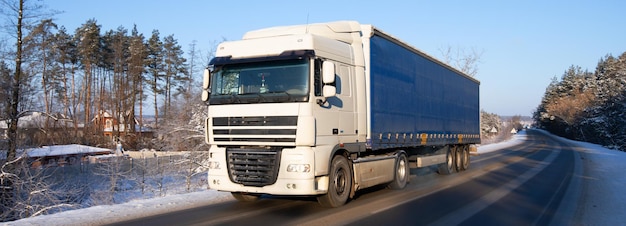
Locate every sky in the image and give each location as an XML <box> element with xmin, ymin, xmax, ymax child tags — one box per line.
<box><xmin>40</xmin><ymin>0</ymin><xmax>626</xmax><ymax>116</ymax></box>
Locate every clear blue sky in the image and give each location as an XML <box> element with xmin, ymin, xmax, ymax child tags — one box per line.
<box><xmin>45</xmin><ymin>0</ymin><xmax>626</xmax><ymax>116</ymax></box>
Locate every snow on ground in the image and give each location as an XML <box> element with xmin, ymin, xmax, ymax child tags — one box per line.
<box><xmin>6</xmin><ymin>190</ymin><xmax>233</xmax><ymax>226</ymax></box>
<box><xmin>1</xmin><ymin>145</ymin><xmax>113</xmax><ymax>160</ymax></box>
<box><xmin>7</xmin><ymin>130</ymin><xmax>626</xmax><ymax>225</ymax></box>
<box><xmin>538</xmin><ymin>130</ymin><xmax>626</xmax><ymax>225</ymax></box>
<box><xmin>25</xmin><ymin>145</ymin><xmax>113</xmax><ymax>158</ymax></box>
<box><xmin>476</xmin><ymin>130</ymin><xmax>528</xmax><ymax>154</ymax></box>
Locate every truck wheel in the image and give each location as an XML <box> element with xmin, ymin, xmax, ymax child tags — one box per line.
<box><xmin>318</xmin><ymin>155</ymin><xmax>352</xmax><ymax>208</ymax></box>
<box><xmin>455</xmin><ymin>145</ymin><xmax>463</xmax><ymax>172</ymax></box>
<box><xmin>388</xmin><ymin>153</ymin><xmax>409</xmax><ymax>190</ymax></box>
<box><xmin>461</xmin><ymin>145</ymin><xmax>470</xmax><ymax>171</ymax></box>
<box><xmin>231</xmin><ymin>192</ymin><xmax>260</xmax><ymax>202</ymax></box>
<box><xmin>438</xmin><ymin>146</ymin><xmax>456</xmax><ymax>175</ymax></box>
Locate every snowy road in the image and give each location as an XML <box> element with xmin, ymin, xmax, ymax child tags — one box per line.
<box><xmin>8</xmin><ymin>129</ymin><xmax>626</xmax><ymax>225</ymax></box>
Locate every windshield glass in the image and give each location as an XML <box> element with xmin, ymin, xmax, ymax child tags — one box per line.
<box><xmin>210</xmin><ymin>59</ymin><xmax>309</xmax><ymax>105</ymax></box>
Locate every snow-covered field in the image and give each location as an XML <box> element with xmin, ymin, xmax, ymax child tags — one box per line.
<box><xmin>7</xmin><ymin>130</ymin><xmax>626</xmax><ymax>225</ymax></box>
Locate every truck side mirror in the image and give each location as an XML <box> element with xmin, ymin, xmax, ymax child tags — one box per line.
<box><xmin>322</xmin><ymin>61</ymin><xmax>336</xmax><ymax>98</ymax></box>
<box><xmin>317</xmin><ymin>61</ymin><xmax>337</xmax><ymax>105</ymax></box>
<box><xmin>322</xmin><ymin>61</ymin><xmax>335</xmax><ymax>84</ymax></box>
<box><xmin>202</xmin><ymin>68</ymin><xmax>211</xmax><ymax>102</ymax></box>
<box><xmin>323</xmin><ymin>86</ymin><xmax>336</xmax><ymax>98</ymax></box>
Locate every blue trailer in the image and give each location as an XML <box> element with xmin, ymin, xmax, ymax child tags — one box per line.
<box><xmin>368</xmin><ymin>30</ymin><xmax>481</xmax><ymax>150</ymax></box>
<box><xmin>203</xmin><ymin>21</ymin><xmax>480</xmax><ymax>207</ymax></box>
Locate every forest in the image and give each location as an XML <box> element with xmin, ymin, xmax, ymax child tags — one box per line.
<box><xmin>533</xmin><ymin>51</ymin><xmax>626</xmax><ymax>152</ymax></box>
<box><xmin>1</xmin><ymin>0</ymin><xmax>210</xmax><ymax>221</ymax></box>
<box><xmin>0</xmin><ymin>11</ymin><xmax>207</xmax><ymax>150</ymax></box>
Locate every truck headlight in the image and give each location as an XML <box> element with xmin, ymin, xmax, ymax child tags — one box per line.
<box><xmin>287</xmin><ymin>164</ymin><xmax>310</xmax><ymax>173</ymax></box>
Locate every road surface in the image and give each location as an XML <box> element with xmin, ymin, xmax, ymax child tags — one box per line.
<box><xmin>110</xmin><ymin>130</ymin><xmax>581</xmax><ymax>225</ymax></box>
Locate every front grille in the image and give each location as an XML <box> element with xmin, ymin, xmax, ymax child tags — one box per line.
<box><xmin>212</xmin><ymin>116</ymin><xmax>298</xmax><ymax>145</ymax></box>
<box><xmin>227</xmin><ymin>148</ymin><xmax>281</xmax><ymax>187</ymax></box>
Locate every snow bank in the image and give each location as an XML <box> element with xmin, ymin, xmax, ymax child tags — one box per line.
<box><xmin>27</xmin><ymin>144</ymin><xmax>113</xmax><ymax>158</ymax></box>
<box><xmin>537</xmin><ymin>130</ymin><xmax>626</xmax><ymax>225</ymax></box>
<box><xmin>477</xmin><ymin>130</ymin><xmax>528</xmax><ymax>154</ymax></box>
<box><xmin>6</xmin><ymin>190</ymin><xmax>233</xmax><ymax>226</ymax></box>
<box><xmin>1</xmin><ymin>144</ymin><xmax>113</xmax><ymax>160</ymax></box>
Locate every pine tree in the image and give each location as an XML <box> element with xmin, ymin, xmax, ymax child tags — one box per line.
<box><xmin>25</xmin><ymin>19</ymin><xmax>58</xmax><ymax>116</ymax></box>
<box><xmin>128</xmin><ymin>25</ymin><xmax>147</xmax><ymax>137</ymax></box>
<box><xmin>53</xmin><ymin>26</ymin><xmax>80</xmax><ymax>138</ymax></box>
<box><xmin>535</xmin><ymin>51</ymin><xmax>626</xmax><ymax>151</ymax></box>
<box><xmin>146</xmin><ymin>30</ymin><xmax>164</xmax><ymax>128</ymax></box>
<box><xmin>74</xmin><ymin>19</ymin><xmax>102</xmax><ymax>131</ymax></box>
<box><xmin>162</xmin><ymin>34</ymin><xmax>188</xmax><ymax>119</ymax></box>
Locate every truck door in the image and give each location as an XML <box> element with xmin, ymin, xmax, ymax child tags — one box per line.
<box><xmin>313</xmin><ymin>60</ymin><xmax>358</xmax><ymax>143</ymax></box>
<box><xmin>336</xmin><ymin>64</ymin><xmax>357</xmax><ymax>142</ymax></box>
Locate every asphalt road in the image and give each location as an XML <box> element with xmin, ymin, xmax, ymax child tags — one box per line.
<box><xmin>109</xmin><ymin>130</ymin><xmax>579</xmax><ymax>226</ymax></box>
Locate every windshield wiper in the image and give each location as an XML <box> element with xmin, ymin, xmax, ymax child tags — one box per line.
<box><xmin>228</xmin><ymin>94</ymin><xmax>242</xmax><ymax>103</ymax></box>
<box><xmin>240</xmin><ymin>93</ymin><xmax>267</xmax><ymax>103</ymax></box>
<box><xmin>265</xmin><ymin>91</ymin><xmax>296</xmax><ymax>102</ymax></box>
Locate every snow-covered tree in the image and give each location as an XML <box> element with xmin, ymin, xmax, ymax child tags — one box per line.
<box><xmin>535</xmin><ymin>52</ymin><xmax>626</xmax><ymax>151</ymax></box>
<box><xmin>480</xmin><ymin>110</ymin><xmax>501</xmax><ymax>142</ymax></box>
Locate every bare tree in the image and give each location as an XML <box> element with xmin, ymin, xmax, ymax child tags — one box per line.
<box><xmin>1</xmin><ymin>156</ymin><xmax>78</xmax><ymax>221</ymax></box>
<box><xmin>177</xmin><ymin>147</ymin><xmax>209</xmax><ymax>192</ymax></box>
<box><xmin>159</xmin><ymin>86</ymin><xmax>208</xmax><ymax>190</ymax></box>
<box><xmin>186</xmin><ymin>40</ymin><xmax>198</xmax><ymax>95</ymax></box>
<box><xmin>438</xmin><ymin>45</ymin><xmax>483</xmax><ymax>77</ymax></box>
<box><xmin>1</xmin><ymin>0</ymin><xmax>31</xmax><ymax>219</ymax></box>
<box><xmin>91</xmin><ymin>158</ymin><xmax>131</xmax><ymax>205</ymax></box>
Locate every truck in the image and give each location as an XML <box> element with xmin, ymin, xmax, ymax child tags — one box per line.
<box><xmin>202</xmin><ymin>21</ymin><xmax>480</xmax><ymax>207</ymax></box>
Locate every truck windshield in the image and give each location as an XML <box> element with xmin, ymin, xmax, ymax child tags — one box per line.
<box><xmin>210</xmin><ymin>59</ymin><xmax>309</xmax><ymax>105</ymax></box>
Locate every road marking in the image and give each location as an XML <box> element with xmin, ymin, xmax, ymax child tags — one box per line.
<box><xmin>428</xmin><ymin>148</ymin><xmax>561</xmax><ymax>226</ymax></box>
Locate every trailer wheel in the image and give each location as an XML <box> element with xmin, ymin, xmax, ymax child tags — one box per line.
<box><xmin>461</xmin><ymin>145</ymin><xmax>470</xmax><ymax>171</ymax></box>
<box><xmin>231</xmin><ymin>192</ymin><xmax>260</xmax><ymax>202</ymax></box>
<box><xmin>455</xmin><ymin>145</ymin><xmax>463</xmax><ymax>172</ymax></box>
<box><xmin>438</xmin><ymin>146</ymin><xmax>456</xmax><ymax>175</ymax></box>
<box><xmin>388</xmin><ymin>153</ymin><xmax>409</xmax><ymax>190</ymax></box>
<box><xmin>318</xmin><ymin>155</ymin><xmax>352</xmax><ymax>208</ymax></box>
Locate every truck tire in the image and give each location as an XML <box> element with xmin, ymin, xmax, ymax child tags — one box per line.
<box><xmin>455</xmin><ymin>145</ymin><xmax>463</xmax><ymax>172</ymax></box>
<box><xmin>388</xmin><ymin>153</ymin><xmax>409</xmax><ymax>190</ymax></box>
<box><xmin>231</xmin><ymin>192</ymin><xmax>260</xmax><ymax>202</ymax></box>
<box><xmin>438</xmin><ymin>146</ymin><xmax>456</xmax><ymax>175</ymax></box>
<box><xmin>318</xmin><ymin>155</ymin><xmax>352</xmax><ymax>208</ymax></box>
<box><xmin>461</xmin><ymin>145</ymin><xmax>470</xmax><ymax>171</ymax></box>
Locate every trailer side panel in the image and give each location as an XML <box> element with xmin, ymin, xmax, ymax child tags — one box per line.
<box><xmin>369</xmin><ymin>34</ymin><xmax>480</xmax><ymax>150</ymax></box>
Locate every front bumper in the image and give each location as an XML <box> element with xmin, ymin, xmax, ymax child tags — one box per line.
<box><xmin>207</xmin><ymin>146</ymin><xmax>328</xmax><ymax>195</ymax></box>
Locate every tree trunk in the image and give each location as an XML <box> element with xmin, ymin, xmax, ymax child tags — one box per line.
<box><xmin>2</xmin><ymin>0</ymin><xmax>25</xmax><ymax>220</ymax></box>
<box><xmin>153</xmin><ymin>77</ymin><xmax>158</xmax><ymax>129</ymax></box>
<box><xmin>7</xmin><ymin>0</ymin><xmax>25</xmax><ymax>163</ymax></box>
